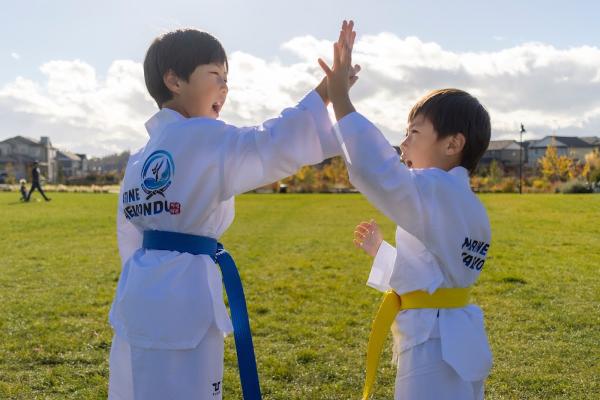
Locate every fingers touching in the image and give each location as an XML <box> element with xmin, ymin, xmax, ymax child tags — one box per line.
<box><xmin>319</xmin><ymin>20</ymin><xmax>357</xmax><ymax>76</ymax></box>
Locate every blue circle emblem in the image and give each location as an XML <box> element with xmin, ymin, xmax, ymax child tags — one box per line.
<box><xmin>141</xmin><ymin>150</ymin><xmax>175</xmax><ymax>199</ymax></box>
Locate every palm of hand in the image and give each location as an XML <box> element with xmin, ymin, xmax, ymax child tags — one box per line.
<box><xmin>353</xmin><ymin>220</ymin><xmax>383</xmax><ymax>257</ymax></box>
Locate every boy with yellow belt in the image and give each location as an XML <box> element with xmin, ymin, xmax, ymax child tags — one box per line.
<box><xmin>319</xmin><ymin>37</ymin><xmax>493</xmax><ymax>399</ymax></box>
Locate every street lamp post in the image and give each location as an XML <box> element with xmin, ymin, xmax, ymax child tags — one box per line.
<box><xmin>519</xmin><ymin>123</ymin><xmax>526</xmax><ymax>194</ymax></box>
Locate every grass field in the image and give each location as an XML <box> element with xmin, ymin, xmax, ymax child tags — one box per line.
<box><xmin>0</xmin><ymin>192</ymin><xmax>598</xmax><ymax>399</ymax></box>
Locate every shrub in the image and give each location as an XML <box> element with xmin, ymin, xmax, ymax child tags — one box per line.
<box><xmin>560</xmin><ymin>180</ymin><xmax>593</xmax><ymax>194</ymax></box>
<box><xmin>589</xmin><ymin>168</ymin><xmax>600</xmax><ymax>184</ymax></box>
<box><xmin>529</xmin><ymin>179</ymin><xmax>553</xmax><ymax>193</ymax></box>
<box><xmin>500</xmin><ymin>178</ymin><xmax>517</xmax><ymax>193</ymax></box>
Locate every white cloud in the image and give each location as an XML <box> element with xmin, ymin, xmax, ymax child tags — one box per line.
<box><xmin>1</xmin><ymin>34</ymin><xmax>599</xmax><ymax>156</ymax></box>
<box><xmin>283</xmin><ymin>34</ymin><xmax>600</xmax><ymax>143</ymax></box>
<box><xmin>10</xmin><ymin>52</ymin><xmax>20</xmax><ymax>60</ymax></box>
<box><xmin>0</xmin><ymin>59</ymin><xmax>156</xmax><ymax>155</ymax></box>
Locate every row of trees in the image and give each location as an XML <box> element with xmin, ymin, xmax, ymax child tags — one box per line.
<box><xmin>278</xmin><ymin>144</ymin><xmax>600</xmax><ymax>193</ymax></box>
<box><xmin>279</xmin><ymin>156</ymin><xmax>350</xmax><ymax>192</ymax></box>
<box><xmin>538</xmin><ymin>146</ymin><xmax>600</xmax><ymax>183</ymax></box>
<box><xmin>3</xmin><ymin>144</ymin><xmax>598</xmax><ymax>194</ymax></box>
<box><xmin>472</xmin><ymin>145</ymin><xmax>600</xmax><ymax>193</ymax></box>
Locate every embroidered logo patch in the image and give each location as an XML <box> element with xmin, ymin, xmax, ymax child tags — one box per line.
<box><xmin>141</xmin><ymin>150</ymin><xmax>175</xmax><ymax>200</ymax></box>
<box><xmin>122</xmin><ymin>150</ymin><xmax>181</xmax><ymax>220</ymax></box>
<box><xmin>169</xmin><ymin>202</ymin><xmax>181</xmax><ymax>215</ymax></box>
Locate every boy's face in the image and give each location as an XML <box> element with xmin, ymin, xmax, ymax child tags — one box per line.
<box><xmin>400</xmin><ymin>114</ymin><xmax>460</xmax><ymax>170</ymax></box>
<box><xmin>168</xmin><ymin>63</ymin><xmax>228</xmax><ymax>118</ymax></box>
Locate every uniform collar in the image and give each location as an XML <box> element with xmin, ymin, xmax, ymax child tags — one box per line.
<box><xmin>145</xmin><ymin>107</ymin><xmax>186</xmax><ymax>137</ymax></box>
<box><xmin>448</xmin><ymin>166</ymin><xmax>470</xmax><ymax>187</ymax></box>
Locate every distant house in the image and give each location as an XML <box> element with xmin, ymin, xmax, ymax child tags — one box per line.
<box><xmin>481</xmin><ymin>140</ymin><xmax>525</xmax><ymax>168</ymax></box>
<box><xmin>56</xmin><ymin>150</ymin><xmax>88</xmax><ymax>179</ymax></box>
<box><xmin>0</xmin><ymin>136</ymin><xmax>57</xmax><ymax>181</ymax></box>
<box><xmin>0</xmin><ymin>136</ymin><xmax>87</xmax><ymax>183</ymax></box>
<box><xmin>581</xmin><ymin>136</ymin><xmax>600</xmax><ymax>148</ymax></box>
<box><xmin>527</xmin><ymin>136</ymin><xmax>596</xmax><ymax>167</ymax></box>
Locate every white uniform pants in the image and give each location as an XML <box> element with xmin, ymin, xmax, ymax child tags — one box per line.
<box><xmin>395</xmin><ymin>337</ymin><xmax>485</xmax><ymax>400</ymax></box>
<box><xmin>108</xmin><ymin>323</ymin><xmax>224</xmax><ymax>400</ymax></box>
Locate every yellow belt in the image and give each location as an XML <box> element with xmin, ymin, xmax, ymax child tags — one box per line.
<box><xmin>362</xmin><ymin>288</ymin><xmax>471</xmax><ymax>400</ymax></box>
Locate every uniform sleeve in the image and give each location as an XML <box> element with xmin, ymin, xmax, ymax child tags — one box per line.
<box><xmin>334</xmin><ymin>112</ymin><xmax>426</xmax><ymax>242</ymax></box>
<box><xmin>116</xmin><ymin>183</ymin><xmax>142</xmax><ymax>266</ymax></box>
<box><xmin>367</xmin><ymin>240</ymin><xmax>397</xmax><ymax>292</ymax></box>
<box><xmin>220</xmin><ymin>90</ymin><xmax>338</xmax><ymax>199</ymax></box>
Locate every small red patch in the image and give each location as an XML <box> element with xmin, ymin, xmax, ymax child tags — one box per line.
<box><xmin>169</xmin><ymin>202</ymin><xmax>181</xmax><ymax>215</ymax></box>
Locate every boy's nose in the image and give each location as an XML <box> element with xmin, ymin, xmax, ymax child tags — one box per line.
<box><xmin>400</xmin><ymin>137</ymin><xmax>409</xmax><ymax>149</ymax></box>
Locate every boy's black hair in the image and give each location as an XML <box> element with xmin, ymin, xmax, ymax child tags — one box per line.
<box><xmin>408</xmin><ymin>89</ymin><xmax>491</xmax><ymax>173</ymax></box>
<box><xmin>144</xmin><ymin>29</ymin><xmax>228</xmax><ymax>108</ymax></box>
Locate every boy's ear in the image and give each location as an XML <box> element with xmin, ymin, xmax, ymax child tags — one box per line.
<box><xmin>163</xmin><ymin>70</ymin><xmax>182</xmax><ymax>94</ymax></box>
<box><xmin>446</xmin><ymin>132</ymin><xmax>466</xmax><ymax>156</ymax></box>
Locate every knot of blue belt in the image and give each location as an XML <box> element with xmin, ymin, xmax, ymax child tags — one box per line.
<box><xmin>143</xmin><ymin>230</ymin><xmax>262</xmax><ymax>400</ymax></box>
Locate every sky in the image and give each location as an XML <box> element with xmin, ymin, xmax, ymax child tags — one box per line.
<box><xmin>1</xmin><ymin>0</ymin><xmax>599</xmax><ymax>157</ymax></box>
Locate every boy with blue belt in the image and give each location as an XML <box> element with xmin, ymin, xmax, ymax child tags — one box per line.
<box><xmin>109</xmin><ymin>23</ymin><xmax>358</xmax><ymax>400</ymax></box>
<box><xmin>319</xmin><ymin>33</ymin><xmax>493</xmax><ymax>399</ymax></box>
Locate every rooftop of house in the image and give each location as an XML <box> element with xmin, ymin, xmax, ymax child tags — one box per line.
<box><xmin>486</xmin><ymin>140</ymin><xmax>523</xmax><ymax>151</ymax></box>
<box><xmin>529</xmin><ymin>135</ymin><xmax>594</xmax><ymax>149</ymax></box>
<box><xmin>56</xmin><ymin>149</ymin><xmax>84</xmax><ymax>161</ymax></box>
<box><xmin>0</xmin><ymin>135</ymin><xmax>44</xmax><ymax>147</ymax></box>
<box><xmin>581</xmin><ymin>136</ymin><xmax>600</xmax><ymax>145</ymax></box>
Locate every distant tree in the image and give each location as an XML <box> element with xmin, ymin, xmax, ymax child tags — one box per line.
<box><xmin>487</xmin><ymin>160</ymin><xmax>504</xmax><ymax>184</ymax></box>
<box><xmin>4</xmin><ymin>162</ymin><xmax>16</xmax><ymax>184</ymax></box>
<box><xmin>56</xmin><ymin>165</ymin><xmax>66</xmax><ymax>184</ymax></box>
<box><xmin>321</xmin><ymin>156</ymin><xmax>350</xmax><ymax>188</ymax></box>
<box><xmin>295</xmin><ymin>165</ymin><xmax>319</xmax><ymax>192</ymax></box>
<box><xmin>280</xmin><ymin>156</ymin><xmax>351</xmax><ymax>192</ymax></box>
<box><xmin>538</xmin><ymin>141</ymin><xmax>574</xmax><ymax>182</ymax></box>
<box><xmin>87</xmin><ymin>150</ymin><xmax>131</xmax><ymax>175</ymax></box>
<box><xmin>583</xmin><ymin>149</ymin><xmax>600</xmax><ymax>183</ymax></box>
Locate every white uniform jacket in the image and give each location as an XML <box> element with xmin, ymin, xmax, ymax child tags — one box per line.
<box><xmin>335</xmin><ymin>112</ymin><xmax>493</xmax><ymax>382</ymax></box>
<box><xmin>109</xmin><ymin>90</ymin><xmax>336</xmax><ymax>350</ymax></box>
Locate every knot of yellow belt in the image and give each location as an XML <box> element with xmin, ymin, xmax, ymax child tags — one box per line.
<box><xmin>362</xmin><ymin>288</ymin><xmax>471</xmax><ymax>400</ymax></box>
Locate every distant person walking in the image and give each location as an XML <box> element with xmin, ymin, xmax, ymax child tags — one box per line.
<box><xmin>27</xmin><ymin>161</ymin><xmax>51</xmax><ymax>202</ymax></box>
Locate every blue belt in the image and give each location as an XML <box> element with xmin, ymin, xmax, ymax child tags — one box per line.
<box><xmin>142</xmin><ymin>230</ymin><xmax>262</xmax><ymax>400</ymax></box>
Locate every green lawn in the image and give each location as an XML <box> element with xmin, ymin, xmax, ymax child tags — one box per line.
<box><xmin>0</xmin><ymin>192</ymin><xmax>598</xmax><ymax>399</ymax></box>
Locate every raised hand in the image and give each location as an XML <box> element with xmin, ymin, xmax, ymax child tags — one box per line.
<box><xmin>317</xmin><ymin>20</ymin><xmax>359</xmax><ymax>120</ymax></box>
<box><xmin>353</xmin><ymin>219</ymin><xmax>383</xmax><ymax>257</ymax></box>
<box><xmin>335</xmin><ymin>20</ymin><xmax>360</xmax><ymax>87</ymax></box>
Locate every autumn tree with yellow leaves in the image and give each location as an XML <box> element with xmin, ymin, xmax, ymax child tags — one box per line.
<box><xmin>537</xmin><ymin>141</ymin><xmax>575</xmax><ymax>182</ymax></box>
<box><xmin>583</xmin><ymin>148</ymin><xmax>600</xmax><ymax>183</ymax></box>
<box><xmin>281</xmin><ymin>156</ymin><xmax>351</xmax><ymax>192</ymax></box>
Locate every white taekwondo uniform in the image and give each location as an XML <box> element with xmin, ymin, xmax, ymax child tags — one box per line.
<box><xmin>335</xmin><ymin>113</ymin><xmax>492</xmax><ymax>400</ymax></box>
<box><xmin>107</xmin><ymin>90</ymin><xmax>336</xmax><ymax>400</ymax></box>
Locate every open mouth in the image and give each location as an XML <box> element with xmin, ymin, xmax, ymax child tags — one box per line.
<box><xmin>401</xmin><ymin>155</ymin><xmax>413</xmax><ymax>168</ymax></box>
